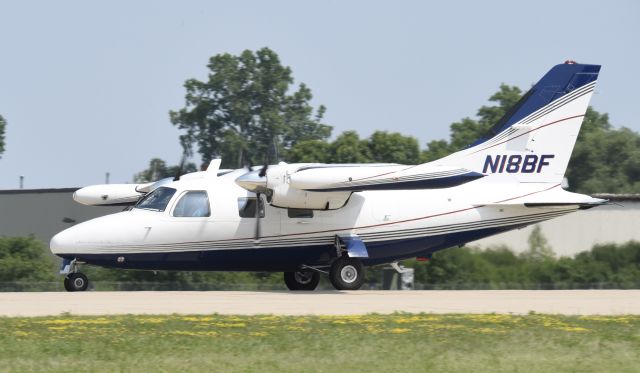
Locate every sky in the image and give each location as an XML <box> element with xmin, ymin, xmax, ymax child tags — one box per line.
<box><xmin>0</xmin><ymin>0</ymin><xmax>638</xmax><ymax>189</ymax></box>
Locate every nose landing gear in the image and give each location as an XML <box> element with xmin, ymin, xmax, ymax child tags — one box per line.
<box><xmin>60</xmin><ymin>258</ymin><xmax>89</xmax><ymax>292</ymax></box>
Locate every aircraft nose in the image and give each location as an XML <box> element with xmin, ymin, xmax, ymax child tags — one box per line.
<box><xmin>50</xmin><ymin>229</ymin><xmax>73</xmax><ymax>256</ymax></box>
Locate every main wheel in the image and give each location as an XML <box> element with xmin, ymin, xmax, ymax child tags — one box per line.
<box><xmin>64</xmin><ymin>273</ymin><xmax>89</xmax><ymax>292</ymax></box>
<box><xmin>329</xmin><ymin>257</ymin><xmax>364</xmax><ymax>290</ymax></box>
<box><xmin>284</xmin><ymin>270</ymin><xmax>320</xmax><ymax>291</ymax></box>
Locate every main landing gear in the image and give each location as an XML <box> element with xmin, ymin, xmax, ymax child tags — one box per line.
<box><xmin>329</xmin><ymin>256</ymin><xmax>365</xmax><ymax>291</ymax></box>
<box><xmin>283</xmin><ymin>270</ymin><xmax>321</xmax><ymax>291</ymax></box>
<box><xmin>284</xmin><ymin>256</ymin><xmax>366</xmax><ymax>291</ymax></box>
<box><xmin>60</xmin><ymin>259</ymin><xmax>89</xmax><ymax>292</ymax></box>
<box><xmin>64</xmin><ymin>272</ymin><xmax>89</xmax><ymax>292</ymax></box>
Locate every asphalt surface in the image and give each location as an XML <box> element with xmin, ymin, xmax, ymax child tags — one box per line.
<box><xmin>1</xmin><ymin>290</ymin><xmax>639</xmax><ymax>316</ymax></box>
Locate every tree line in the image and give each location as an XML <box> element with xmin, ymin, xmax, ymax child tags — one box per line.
<box><xmin>136</xmin><ymin>47</ymin><xmax>640</xmax><ymax>194</ymax></box>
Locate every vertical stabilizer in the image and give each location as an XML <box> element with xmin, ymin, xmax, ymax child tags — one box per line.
<box><xmin>436</xmin><ymin>62</ymin><xmax>600</xmax><ymax>184</ymax></box>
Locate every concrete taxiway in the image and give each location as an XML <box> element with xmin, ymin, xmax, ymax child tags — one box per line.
<box><xmin>1</xmin><ymin>290</ymin><xmax>639</xmax><ymax>316</ymax></box>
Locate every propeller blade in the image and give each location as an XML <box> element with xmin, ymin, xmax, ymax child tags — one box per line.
<box><xmin>173</xmin><ymin>152</ymin><xmax>188</xmax><ymax>181</ymax></box>
<box><xmin>258</xmin><ymin>162</ymin><xmax>268</xmax><ymax>178</ymax></box>
<box><xmin>254</xmin><ymin>193</ymin><xmax>262</xmax><ymax>242</ymax></box>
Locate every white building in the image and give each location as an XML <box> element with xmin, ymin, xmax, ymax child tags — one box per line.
<box><xmin>471</xmin><ymin>194</ymin><xmax>640</xmax><ymax>256</ymax></box>
<box><xmin>0</xmin><ymin>188</ymin><xmax>120</xmax><ymax>244</ymax></box>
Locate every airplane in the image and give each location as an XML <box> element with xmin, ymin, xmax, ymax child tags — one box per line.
<box><xmin>51</xmin><ymin>61</ymin><xmax>604</xmax><ymax>292</ymax></box>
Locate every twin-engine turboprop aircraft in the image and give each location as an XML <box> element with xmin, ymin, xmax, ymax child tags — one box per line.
<box><xmin>51</xmin><ymin>62</ymin><xmax>606</xmax><ymax>291</ymax></box>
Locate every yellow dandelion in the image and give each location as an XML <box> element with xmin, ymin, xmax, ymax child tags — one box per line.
<box><xmin>249</xmin><ymin>332</ymin><xmax>268</xmax><ymax>337</ymax></box>
<box><xmin>389</xmin><ymin>328</ymin><xmax>410</xmax><ymax>334</ymax></box>
<box><xmin>559</xmin><ymin>326</ymin><xmax>589</xmax><ymax>332</ymax></box>
<box><xmin>135</xmin><ymin>317</ymin><xmax>168</xmax><ymax>324</ymax></box>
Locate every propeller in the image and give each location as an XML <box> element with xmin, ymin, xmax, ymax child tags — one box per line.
<box><xmin>253</xmin><ymin>160</ymin><xmax>269</xmax><ymax>243</ymax></box>
<box><xmin>254</xmin><ymin>192</ymin><xmax>262</xmax><ymax>242</ymax></box>
<box><xmin>173</xmin><ymin>152</ymin><xmax>188</xmax><ymax>181</ymax></box>
<box><xmin>173</xmin><ymin>136</ymin><xmax>194</xmax><ymax>181</ymax></box>
<box><xmin>238</xmin><ymin>138</ymin><xmax>280</xmax><ymax>243</ymax></box>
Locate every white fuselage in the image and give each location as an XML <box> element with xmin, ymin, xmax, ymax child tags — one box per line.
<box><xmin>50</xmin><ymin>167</ymin><xmax>585</xmax><ymax>271</ymax></box>
<box><xmin>50</xmin><ymin>62</ymin><xmax>604</xmax><ymax>272</ymax></box>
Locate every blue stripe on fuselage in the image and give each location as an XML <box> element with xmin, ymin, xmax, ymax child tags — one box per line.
<box><xmin>305</xmin><ymin>171</ymin><xmax>484</xmax><ymax>192</ymax></box>
<box><xmin>59</xmin><ymin>224</ymin><xmax>522</xmax><ymax>271</ymax></box>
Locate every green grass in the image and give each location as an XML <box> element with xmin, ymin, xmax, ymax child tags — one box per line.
<box><xmin>1</xmin><ymin>313</ymin><xmax>639</xmax><ymax>372</ymax></box>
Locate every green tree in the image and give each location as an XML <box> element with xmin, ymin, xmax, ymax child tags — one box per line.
<box><xmin>566</xmin><ymin>108</ymin><xmax>640</xmax><ymax>193</ymax></box>
<box><xmin>522</xmin><ymin>225</ymin><xmax>555</xmax><ymax>261</ymax></box>
<box><xmin>287</xmin><ymin>131</ymin><xmax>420</xmax><ymax>164</ymax></box>
<box><xmin>170</xmin><ymin>48</ymin><xmax>331</xmax><ymax>168</ymax></box>
<box><xmin>0</xmin><ymin>237</ymin><xmax>55</xmax><ymax>282</ymax></box>
<box><xmin>420</xmin><ymin>139</ymin><xmax>450</xmax><ymax>163</ymax></box>
<box><xmin>329</xmin><ymin>131</ymin><xmax>372</xmax><ymax>163</ymax></box>
<box><xmin>368</xmin><ymin>131</ymin><xmax>420</xmax><ymax>164</ymax></box>
<box><xmin>422</xmin><ymin>84</ymin><xmax>523</xmax><ymax>161</ymax></box>
<box><xmin>134</xmin><ymin>158</ymin><xmax>197</xmax><ymax>183</ymax></box>
<box><xmin>286</xmin><ymin>140</ymin><xmax>331</xmax><ymax>163</ymax></box>
<box><xmin>0</xmin><ymin>114</ymin><xmax>6</xmax><ymax>159</ymax></box>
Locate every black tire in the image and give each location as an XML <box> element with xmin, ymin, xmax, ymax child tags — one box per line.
<box><xmin>63</xmin><ymin>277</ymin><xmax>74</xmax><ymax>292</ymax></box>
<box><xmin>329</xmin><ymin>257</ymin><xmax>364</xmax><ymax>290</ymax></box>
<box><xmin>284</xmin><ymin>270</ymin><xmax>320</xmax><ymax>291</ymax></box>
<box><xmin>64</xmin><ymin>273</ymin><xmax>89</xmax><ymax>292</ymax></box>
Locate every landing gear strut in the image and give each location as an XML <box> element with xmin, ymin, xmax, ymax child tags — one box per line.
<box><xmin>284</xmin><ymin>270</ymin><xmax>320</xmax><ymax>291</ymax></box>
<box><xmin>60</xmin><ymin>258</ymin><xmax>89</xmax><ymax>292</ymax></box>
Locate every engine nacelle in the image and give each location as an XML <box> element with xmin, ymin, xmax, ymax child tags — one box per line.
<box><xmin>265</xmin><ymin>165</ymin><xmax>352</xmax><ymax>210</ymax></box>
<box><xmin>73</xmin><ymin>184</ymin><xmax>144</xmax><ymax>206</ymax></box>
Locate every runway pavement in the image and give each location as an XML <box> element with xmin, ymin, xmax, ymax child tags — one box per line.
<box><xmin>1</xmin><ymin>290</ymin><xmax>639</xmax><ymax>316</ymax></box>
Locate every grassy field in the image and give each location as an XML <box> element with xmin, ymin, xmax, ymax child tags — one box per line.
<box><xmin>1</xmin><ymin>313</ymin><xmax>639</xmax><ymax>372</ymax></box>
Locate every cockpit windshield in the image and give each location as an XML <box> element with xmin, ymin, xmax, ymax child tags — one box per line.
<box><xmin>135</xmin><ymin>187</ymin><xmax>177</xmax><ymax>212</ymax></box>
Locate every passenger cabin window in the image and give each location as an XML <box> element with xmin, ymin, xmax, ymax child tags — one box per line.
<box><xmin>135</xmin><ymin>187</ymin><xmax>176</xmax><ymax>212</ymax></box>
<box><xmin>238</xmin><ymin>197</ymin><xmax>265</xmax><ymax>218</ymax></box>
<box><xmin>287</xmin><ymin>208</ymin><xmax>314</xmax><ymax>218</ymax></box>
<box><xmin>173</xmin><ymin>191</ymin><xmax>211</xmax><ymax>217</ymax></box>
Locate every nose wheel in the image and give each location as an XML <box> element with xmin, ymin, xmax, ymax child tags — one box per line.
<box><xmin>64</xmin><ymin>272</ymin><xmax>89</xmax><ymax>292</ymax></box>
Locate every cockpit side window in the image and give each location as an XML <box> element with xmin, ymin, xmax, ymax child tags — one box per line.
<box><xmin>173</xmin><ymin>191</ymin><xmax>211</xmax><ymax>217</ymax></box>
<box><xmin>238</xmin><ymin>197</ymin><xmax>265</xmax><ymax>218</ymax></box>
<box><xmin>135</xmin><ymin>187</ymin><xmax>177</xmax><ymax>212</ymax></box>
